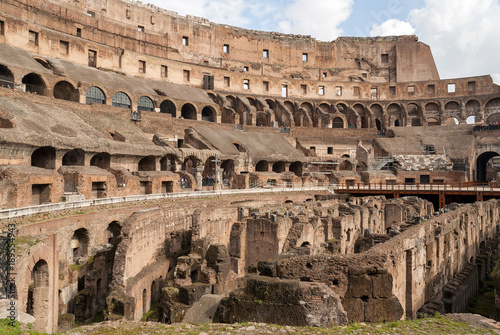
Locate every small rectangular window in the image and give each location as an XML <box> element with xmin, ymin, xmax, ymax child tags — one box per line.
<box><xmin>281</xmin><ymin>84</ymin><xmax>288</xmax><ymax>98</ymax></box>
<box><xmin>353</xmin><ymin>86</ymin><xmax>360</xmax><ymax>97</ymax></box>
<box><xmin>447</xmin><ymin>83</ymin><xmax>456</xmax><ymax>93</ymax></box>
<box><xmin>302</xmin><ymin>53</ymin><xmax>308</xmax><ymax>62</ymax></box>
<box><xmin>138</xmin><ymin>25</ymin><xmax>144</xmax><ymax>32</ymax></box>
<box><xmin>139</xmin><ymin>60</ymin><xmax>146</xmax><ymax>73</ymax></box>
<box><xmin>263</xmin><ymin>49</ymin><xmax>269</xmax><ymax>58</ymax></box>
<box><xmin>183</xmin><ymin>69</ymin><xmax>190</xmax><ymax>81</ymax></box>
<box><xmin>468</xmin><ymin>81</ymin><xmax>476</xmax><ymax>93</ymax></box>
<box><xmin>389</xmin><ymin>86</ymin><xmax>396</xmax><ymax>96</ymax></box>
<box><xmin>243</xmin><ymin>66</ymin><xmax>249</xmax><ymax>72</ymax></box>
<box><xmin>76</xmin><ymin>27</ymin><xmax>81</xmax><ymax>37</ymax></box>
<box><xmin>370</xmin><ymin>87</ymin><xmax>378</xmax><ymax>99</ymax></box>
<box><xmin>428</xmin><ymin>84</ymin><xmax>435</xmax><ymax>94</ymax></box>
<box><xmin>243</xmin><ymin>79</ymin><xmax>250</xmax><ymax>90</ymax></box>
<box><xmin>60</xmin><ymin>40</ymin><xmax>69</xmax><ymax>54</ymax></box>
<box><xmin>88</xmin><ymin>49</ymin><xmax>97</xmax><ymax>67</ymax></box>
<box><xmin>301</xmin><ymin>84</ymin><xmax>307</xmax><ymax>94</ymax></box>
<box><xmin>0</xmin><ymin>20</ymin><xmax>5</xmax><ymax>35</ymax></box>
<box><xmin>223</xmin><ymin>44</ymin><xmax>229</xmax><ymax>53</ymax></box>
<box><xmin>263</xmin><ymin>81</ymin><xmax>269</xmax><ymax>91</ymax></box>
<box><xmin>381</xmin><ymin>53</ymin><xmax>389</xmax><ymax>63</ymax></box>
<box><xmin>322</xmin><ymin>72</ymin><xmax>327</xmax><ymax>78</ymax></box>
<box><xmin>161</xmin><ymin>65</ymin><xmax>168</xmax><ymax>77</ymax></box>
<box><xmin>408</xmin><ymin>85</ymin><xmax>415</xmax><ymax>95</ymax></box>
<box><xmin>29</xmin><ymin>30</ymin><xmax>38</xmax><ymax>46</ymax></box>
<box><xmin>310</xmin><ymin>146</ymin><xmax>316</xmax><ymax>153</ymax></box>
<box><xmin>318</xmin><ymin>86</ymin><xmax>324</xmax><ymax>95</ymax></box>
<box><xmin>182</xmin><ymin>36</ymin><xmax>189</xmax><ymax>46</ymax></box>
<box><xmin>203</xmin><ymin>60</ymin><xmax>209</xmax><ymax>65</ymax></box>
<box><xmin>327</xmin><ymin>147</ymin><xmax>333</xmax><ymax>154</ymax></box>
<box><xmin>335</xmin><ymin>86</ymin><xmax>342</xmax><ymax>96</ymax></box>
<box><xmin>224</xmin><ymin>76</ymin><xmax>230</xmax><ymax>87</ymax></box>
<box><xmin>87</xmin><ymin>10</ymin><xmax>95</xmax><ymax>17</ymax></box>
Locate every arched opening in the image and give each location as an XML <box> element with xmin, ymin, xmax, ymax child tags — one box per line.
<box><xmin>375</xmin><ymin>119</ymin><xmax>382</xmax><ymax>131</ymax></box>
<box><xmin>90</xmin><ymin>152</ymin><xmax>110</xmax><ymax>169</ymax></box>
<box><xmin>256</xmin><ymin>113</ymin><xmax>269</xmax><ymax>126</ymax></box>
<box><xmin>202</xmin><ymin>157</ymin><xmax>216</xmax><ymax>186</ymax></box>
<box><xmin>477</xmin><ymin>151</ymin><xmax>500</xmax><ymax>181</ymax></box>
<box><xmin>388</xmin><ymin>103</ymin><xmax>402</xmax><ymax>127</ymax></box>
<box><xmin>22</xmin><ymin>73</ymin><xmax>46</xmax><ymax>95</ymax></box>
<box><xmin>138</xmin><ymin>156</ymin><xmax>156</xmax><ymax>171</ymax></box>
<box><xmin>445</xmin><ymin>101</ymin><xmax>460</xmax><ymax>123</ymax></box>
<box><xmin>138</xmin><ymin>96</ymin><xmax>154</xmax><ymax>112</ymax></box>
<box><xmin>181</xmin><ymin>103</ymin><xmax>197</xmax><ymax>120</ymax></box>
<box><xmin>284</xmin><ymin>101</ymin><xmax>295</xmax><ymax>113</ymax></box>
<box><xmin>62</xmin><ymin>149</ymin><xmax>85</xmax><ymax>166</ymax></box>
<box><xmin>272</xmin><ymin>161</ymin><xmax>286</xmax><ymax>173</ymax></box>
<box><xmin>201</xmin><ymin>106</ymin><xmax>216</xmax><ymax>122</ymax></box>
<box><xmin>255</xmin><ymin>160</ymin><xmax>269</xmax><ymax>172</ymax></box>
<box><xmin>289</xmin><ymin>161</ymin><xmax>303</xmax><ymax>177</ymax></box>
<box><xmin>151</xmin><ymin>281</ymin><xmax>158</xmax><ymax>305</ymax></box>
<box><xmin>353</xmin><ymin>104</ymin><xmax>368</xmax><ymax>128</ymax></box>
<box><xmin>71</xmin><ymin>228</ymin><xmax>89</xmax><ymax>263</ymax></box>
<box><xmin>0</xmin><ymin>64</ymin><xmax>14</xmax><ymax>89</ymax></box>
<box><xmin>466</xmin><ymin>116</ymin><xmax>476</xmax><ymax>124</ymax></box>
<box><xmin>221</xmin><ymin>159</ymin><xmax>234</xmax><ymax>185</ymax></box>
<box><xmin>31</xmin><ymin>146</ymin><xmax>56</xmax><ymax>169</ymax></box>
<box><xmin>226</xmin><ymin>95</ymin><xmax>237</xmax><ymax>109</ymax></box>
<box><xmin>53</xmin><ymin>81</ymin><xmax>78</xmax><ymax>102</ymax></box>
<box><xmin>425</xmin><ymin>102</ymin><xmax>440</xmax><ymax>125</ymax></box>
<box><xmin>319</xmin><ymin>103</ymin><xmax>331</xmax><ymax>113</ymax></box>
<box><xmin>160</xmin><ymin>100</ymin><xmax>176</xmax><ymax>117</ymax></box>
<box><xmin>486</xmin><ymin>113</ymin><xmax>500</xmax><ymax>124</ymax></box>
<box><xmin>28</xmin><ymin>260</ymin><xmax>49</xmax><ymax>332</ymax></box>
<box><xmin>247</xmin><ymin>97</ymin><xmax>258</xmax><ymax>109</ymax></box>
<box><xmin>466</xmin><ymin>99</ymin><xmax>480</xmax><ymax>121</ymax></box>
<box><xmin>160</xmin><ymin>155</ymin><xmax>177</xmax><ymax>172</ymax></box>
<box><xmin>182</xmin><ymin>157</ymin><xmax>197</xmax><ymax>175</ymax></box>
<box><xmin>332</xmin><ymin>117</ymin><xmax>344</xmax><ymax>128</ymax></box>
<box><xmin>407</xmin><ymin>103</ymin><xmax>421</xmax><ymax>126</ymax></box>
<box><xmin>143</xmin><ymin>288</ymin><xmax>148</xmax><ymax>314</ymax></box>
<box><xmin>339</xmin><ymin>160</ymin><xmax>353</xmax><ymax>171</ymax></box>
<box><xmin>86</xmin><ymin>86</ymin><xmax>106</xmax><ymax>105</ymax></box>
<box><xmin>106</xmin><ymin>221</ymin><xmax>122</xmax><ymax>246</ymax></box>
<box><xmin>112</xmin><ymin>92</ymin><xmax>131</xmax><ymax>109</ymax></box>
<box><xmin>486</xmin><ymin>98</ymin><xmax>500</xmax><ymax>121</ymax></box>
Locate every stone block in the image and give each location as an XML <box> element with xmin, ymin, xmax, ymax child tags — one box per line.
<box><xmin>364</xmin><ymin>296</ymin><xmax>404</xmax><ymax>323</ymax></box>
<box><xmin>257</xmin><ymin>260</ymin><xmax>277</xmax><ymax>277</ymax></box>
<box><xmin>345</xmin><ymin>274</ymin><xmax>372</xmax><ymax>298</ymax></box>
<box><xmin>178</xmin><ymin>283</ymin><xmax>212</xmax><ymax>305</ymax></box>
<box><xmin>57</xmin><ymin>313</ymin><xmax>75</xmax><ymax>333</ymax></box>
<box><xmin>372</xmin><ymin>273</ymin><xmax>393</xmax><ymax>298</ymax></box>
<box><xmin>342</xmin><ymin>298</ymin><xmax>364</xmax><ymax>323</ymax></box>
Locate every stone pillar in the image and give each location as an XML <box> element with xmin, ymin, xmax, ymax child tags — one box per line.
<box><xmin>194</xmin><ymin>166</ymin><xmax>203</xmax><ymax>191</ymax></box>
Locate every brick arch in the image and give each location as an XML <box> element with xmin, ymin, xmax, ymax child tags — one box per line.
<box><xmin>407</xmin><ymin>102</ymin><xmax>422</xmax><ymax>126</ymax></box>
<box><xmin>137</xmin><ymin>95</ymin><xmax>156</xmax><ymax>112</ymax></box>
<box><xmin>0</xmin><ymin>63</ymin><xmax>15</xmax><ymax>89</ymax></box>
<box><xmin>444</xmin><ymin>100</ymin><xmax>461</xmax><ymax>124</ymax></box>
<box><xmin>85</xmin><ymin>86</ymin><xmax>107</xmax><ymax>105</ymax></box>
<box><xmin>53</xmin><ymin>80</ymin><xmax>79</xmax><ymax>102</ymax></box>
<box><xmin>201</xmin><ymin>105</ymin><xmax>218</xmax><ymax>122</ymax></box>
<box><xmin>318</xmin><ymin>102</ymin><xmax>331</xmax><ymax>113</ymax></box>
<box><xmin>387</xmin><ymin>102</ymin><xmax>404</xmax><ymax>127</ymax></box>
<box><xmin>283</xmin><ymin>100</ymin><xmax>295</xmax><ymax>113</ymax></box>
<box><xmin>225</xmin><ymin>95</ymin><xmax>237</xmax><ymax>109</ymax></box>
<box><xmin>160</xmin><ymin>99</ymin><xmax>177</xmax><ymax>117</ymax></box>
<box><xmin>21</xmin><ymin>72</ymin><xmax>47</xmax><ymax>95</ymax></box>
<box><xmin>485</xmin><ymin>97</ymin><xmax>500</xmax><ymax>120</ymax></box>
<box><xmin>181</xmin><ymin>102</ymin><xmax>198</xmax><ymax>120</ymax></box>
<box><xmin>111</xmin><ymin>91</ymin><xmax>133</xmax><ymax>109</ymax></box>
<box><xmin>465</xmin><ymin>99</ymin><xmax>481</xmax><ymax>123</ymax></box>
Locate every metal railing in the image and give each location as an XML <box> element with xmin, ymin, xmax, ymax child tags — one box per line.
<box><xmin>0</xmin><ymin>186</ymin><xmax>329</xmax><ymax>220</ymax></box>
<box><xmin>333</xmin><ymin>182</ymin><xmax>500</xmax><ymax>193</ymax></box>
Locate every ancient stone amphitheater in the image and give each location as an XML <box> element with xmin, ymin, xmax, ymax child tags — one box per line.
<box><xmin>0</xmin><ymin>0</ymin><xmax>500</xmax><ymax>332</ymax></box>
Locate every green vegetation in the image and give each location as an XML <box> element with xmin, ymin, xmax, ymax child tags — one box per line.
<box><xmin>2</xmin><ymin>313</ymin><xmax>493</xmax><ymax>335</ymax></box>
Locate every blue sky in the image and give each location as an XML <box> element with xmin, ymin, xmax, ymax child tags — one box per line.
<box><xmin>147</xmin><ymin>0</ymin><xmax>500</xmax><ymax>83</ymax></box>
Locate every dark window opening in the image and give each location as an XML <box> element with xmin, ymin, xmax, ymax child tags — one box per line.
<box><xmin>60</xmin><ymin>40</ymin><xmax>69</xmax><ymax>54</ymax></box>
<box><xmin>405</xmin><ymin>178</ymin><xmax>415</xmax><ymax>185</ymax></box>
<box><xmin>88</xmin><ymin>49</ymin><xmax>97</xmax><ymax>68</ymax></box>
<box><xmin>138</xmin><ymin>60</ymin><xmax>146</xmax><ymax>73</ymax></box>
<box><xmin>31</xmin><ymin>184</ymin><xmax>50</xmax><ymax>205</ymax></box>
<box><xmin>381</xmin><ymin>53</ymin><xmax>389</xmax><ymax>63</ymax></box>
<box><xmin>182</xmin><ymin>36</ymin><xmax>189</xmax><ymax>46</ymax></box>
<box><xmin>91</xmin><ymin>182</ymin><xmax>106</xmax><ymax>198</ymax></box>
<box><xmin>389</xmin><ymin>86</ymin><xmax>396</xmax><ymax>96</ymax></box>
<box><xmin>420</xmin><ymin>175</ymin><xmax>430</xmax><ymax>184</ymax></box>
<box><xmin>327</xmin><ymin>147</ymin><xmax>333</xmax><ymax>154</ymax></box>
<box><xmin>76</xmin><ymin>27</ymin><xmax>81</xmax><ymax>37</ymax></box>
<box><xmin>29</xmin><ymin>30</ymin><xmax>38</xmax><ymax>46</ymax></box>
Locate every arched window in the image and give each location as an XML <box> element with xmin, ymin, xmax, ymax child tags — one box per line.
<box><xmin>112</xmin><ymin>92</ymin><xmax>131</xmax><ymax>109</ymax></box>
<box><xmin>138</xmin><ymin>96</ymin><xmax>154</xmax><ymax>112</ymax></box>
<box><xmin>86</xmin><ymin>87</ymin><xmax>106</xmax><ymax>105</ymax></box>
<box><xmin>22</xmin><ymin>73</ymin><xmax>45</xmax><ymax>95</ymax></box>
<box><xmin>332</xmin><ymin>117</ymin><xmax>344</xmax><ymax>128</ymax></box>
<box><xmin>160</xmin><ymin>100</ymin><xmax>176</xmax><ymax>116</ymax></box>
<box><xmin>181</xmin><ymin>103</ymin><xmax>197</xmax><ymax>120</ymax></box>
<box><xmin>0</xmin><ymin>64</ymin><xmax>14</xmax><ymax>89</ymax></box>
<box><xmin>54</xmin><ymin>81</ymin><xmax>78</xmax><ymax>102</ymax></box>
<box><xmin>201</xmin><ymin>106</ymin><xmax>215</xmax><ymax>122</ymax></box>
<box><xmin>255</xmin><ymin>160</ymin><xmax>268</xmax><ymax>172</ymax></box>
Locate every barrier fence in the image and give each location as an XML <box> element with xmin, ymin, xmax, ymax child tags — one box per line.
<box><xmin>0</xmin><ymin>186</ymin><xmax>329</xmax><ymax>220</ymax></box>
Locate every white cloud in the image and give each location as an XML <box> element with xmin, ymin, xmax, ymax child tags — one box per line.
<box><xmin>370</xmin><ymin>19</ymin><xmax>415</xmax><ymax>36</ymax></box>
<box><xmin>277</xmin><ymin>0</ymin><xmax>354</xmax><ymax>41</ymax></box>
<box><xmin>408</xmin><ymin>0</ymin><xmax>500</xmax><ymax>82</ymax></box>
<box><xmin>370</xmin><ymin>19</ymin><xmax>415</xmax><ymax>37</ymax></box>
